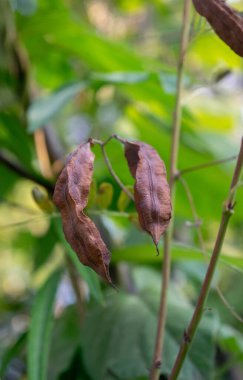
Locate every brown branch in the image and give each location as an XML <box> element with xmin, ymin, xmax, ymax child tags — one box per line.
<box><xmin>0</xmin><ymin>151</ymin><xmax>54</xmax><ymax>192</ymax></box>
<box><xmin>179</xmin><ymin>175</ymin><xmax>243</xmax><ymax>324</ymax></box>
<box><xmin>149</xmin><ymin>1</ymin><xmax>191</xmax><ymax>379</ymax></box>
<box><xmin>169</xmin><ymin>137</ymin><xmax>243</xmax><ymax>379</ymax></box>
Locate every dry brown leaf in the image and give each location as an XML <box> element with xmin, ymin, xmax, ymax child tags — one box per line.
<box><xmin>53</xmin><ymin>141</ymin><xmax>112</xmax><ymax>283</ymax></box>
<box><xmin>193</xmin><ymin>0</ymin><xmax>243</xmax><ymax>57</ymax></box>
<box><xmin>124</xmin><ymin>141</ymin><xmax>171</xmax><ymax>252</ymax></box>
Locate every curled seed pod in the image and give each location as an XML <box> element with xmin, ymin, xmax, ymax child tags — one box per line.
<box><xmin>193</xmin><ymin>0</ymin><xmax>243</xmax><ymax>57</ymax></box>
<box><xmin>124</xmin><ymin>140</ymin><xmax>171</xmax><ymax>253</ymax></box>
<box><xmin>53</xmin><ymin>141</ymin><xmax>112</xmax><ymax>283</ymax></box>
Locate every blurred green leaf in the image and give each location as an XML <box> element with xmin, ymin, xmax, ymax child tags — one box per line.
<box><xmin>58</xmin><ymin>348</ymin><xmax>91</xmax><ymax>380</ymax></box>
<box><xmin>112</xmin><ymin>242</ymin><xmax>243</xmax><ymax>270</ymax></box>
<box><xmin>218</xmin><ymin>325</ymin><xmax>243</xmax><ymax>358</ymax></box>
<box><xmin>87</xmin><ymin>179</ymin><xmax>97</xmax><ymax>209</ymax></box>
<box><xmin>27</xmin><ymin>82</ymin><xmax>87</xmax><ymax>132</ymax></box>
<box><xmin>158</xmin><ymin>72</ymin><xmax>177</xmax><ymax>94</ymax></box>
<box><xmin>10</xmin><ymin>0</ymin><xmax>37</xmax><ymax>15</ymax></box>
<box><xmin>0</xmin><ymin>166</ymin><xmax>19</xmax><ymax>195</ymax></box>
<box><xmin>117</xmin><ymin>186</ymin><xmax>133</xmax><ymax>212</ymax></box>
<box><xmin>54</xmin><ymin>218</ymin><xmax>103</xmax><ymax>303</ymax></box>
<box><xmin>91</xmin><ymin>72</ymin><xmax>150</xmax><ymax>84</ymax></box>
<box><xmin>47</xmin><ymin>307</ymin><xmax>86</xmax><ymax>380</ymax></box>
<box><xmin>0</xmin><ymin>113</ymin><xmax>33</xmax><ymax>169</ymax></box>
<box><xmin>82</xmin><ymin>268</ymin><xmax>216</xmax><ymax>379</ymax></box>
<box><xmin>0</xmin><ymin>332</ymin><xmax>27</xmax><ymax>377</ymax></box>
<box><xmin>95</xmin><ymin>182</ymin><xmax>114</xmax><ymax>210</ymax></box>
<box><xmin>28</xmin><ymin>269</ymin><xmax>62</xmax><ymax>380</ymax></box>
<box><xmin>33</xmin><ymin>220</ymin><xmax>57</xmax><ymax>270</ymax></box>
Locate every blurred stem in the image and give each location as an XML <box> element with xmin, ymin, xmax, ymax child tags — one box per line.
<box><xmin>178</xmin><ymin>176</ymin><xmax>204</xmax><ymax>248</ymax></box>
<box><xmin>169</xmin><ymin>137</ymin><xmax>243</xmax><ymax>380</ymax></box>
<box><xmin>65</xmin><ymin>254</ymin><xmax>84</xmax><ymax>321</ymax></box>
<box><xmin>34</xmin><ymin>129</ymin><xmax>54</xmax><ymax>179</ymax></box>
<box><xmin>179</xmin><ymin>155</ymin><xmax>237</xmax><ymax>176</ymax></box>
<box><xmin>150</xmin><ymin>1</ymin><xmax>191</xmax><ymax>379</ymax></box>
<box><xmin>0</xmin><ymin>151</ymin><xmax>54</xmax><ymax>192</ymax></box>
<box><xmin>179</xmin><ymin>176</ymin><xmax>243</xmax><ymax>324</ymax></box>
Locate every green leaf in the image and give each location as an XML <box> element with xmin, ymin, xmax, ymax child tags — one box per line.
<box><xmin>27</xmin><ymin>82</ymin><xmax>87</xmax><ymax>132</ymax></box>
<box><xmin>117</xmin><ymin>186</ymin><xmax>133</xmax><ymax>212</ymax></box>
<box><xmin>87</xmin><ymin>179</ymin><xmax>97</xmax><ymax>209</ymax></box>
<box><xmin>218</xmin><ymin>325</ymin><xmax>243</xmax><ymax>358</ymax></box>
<box><xmin>33</xmin><ymin>220</ymin><xmax>57</xmax><ymax>270</ymax></box>
<box><xmin>0</xmin><ymin>165</ymin><xmax>19</xmax><ymax>196</ymax></box>
<box><xmin>66</xmin><ymin>244</ymin><xmax>104</xmax><ymax>303</ymax></box>
<box><xmin>158</xmin><ymin>72</ymin><xmax>189</xmax><ymax>94</ymax></box>
<box><xmin>28</xmin><ymin>269</ymin><xmax>62</xmax><ymax>380</ymax></box>
<box><xmin>54</xmin><ymin>218</ymin><xmax>103</xmax><ymax>303</ymax></box>
<box><xmin>47</xmin><ymin>307</ymin><xmax>87</xmax><ymax>380</ymax></box>
<box><xmin>0</xmin><ymin>332</ymin><xmax>27</xmax><ymax>377</ymax></box>
<box><xmin>158</xmin><ymin>72</ymin><xmax>177</xmax><ymax>94</ymax></box>
<box><xmin>82</xmin><ymin>268</ymin><xmax>216</xmax><ymax>380</ymax></box>
<box><xmin>95</xmin><ymin>182</ymin><xmax>114</xmax><ymax>209</ymax></box>
<box><xmin>91</xmin><ymin>72</ymin><xmax>150</xmax><ymax>84</ymax></box>
<box><xmin>10</xmin><ymin>0</ymin><xmax>37</xmax><ymax>15</ymax></box>
<box><xmin>0</xmin><ymin>113</ymin><xmax>33</xmax><ymax>169</ymax></box>
<box><xmin>112</xmin><ymin>242</ymin><xmax>243</xmax><ymax>271</ymax></box>
<box><xmin>58</xmin><ymin>348</ymin><xmax>92</xmax><ymax>380</ymax></box>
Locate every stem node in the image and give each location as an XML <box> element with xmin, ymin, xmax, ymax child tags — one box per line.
<box><xmin>183</xmin><ymin>330</ymin><xmax>191</xmax><ymax>344</ymax></box>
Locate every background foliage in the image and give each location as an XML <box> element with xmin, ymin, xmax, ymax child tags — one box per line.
<box><xmin>0</xmin><ymin>0</ymin><xmax>243</xmax><ymax>379</ymax></box>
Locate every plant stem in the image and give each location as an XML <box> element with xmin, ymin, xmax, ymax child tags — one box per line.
<box><xmin>179</xmin><ymin>155</ymin><xmax>237</xmax><ymax>176</ymax></box>
<box><xmin>150</xmin><ymin>1</ymin><xmax>191</xmax><ymax>379</ymax></box>
<box><xmin>91</xmin><ymin>137</ymin><xmax>134</xmax><ymax>201</ymax></box>
<box><xmin>169</xmin><ymin>137</ymin><xmax>243</xmax><ymax>380</ymax></box>
<box><xmin>179</xmin><ymin>175</ymin><xmax>243</xmax><ymax>323</ymax></box>
<box><xmin>0</xmin><ymin>151</ymin><xmax>54</xmax><ymax>192</ymax></box>
<box><xmin>178</xmin><ymin>176</ymin><xmax>204</xmax><ymax>248</ymax></box>
<box><xmin>101</xmin><ymin>145</ymin><xmax>134</xmax><ymax>201</ymax></box>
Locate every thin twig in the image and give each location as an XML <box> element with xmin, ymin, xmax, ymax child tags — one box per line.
<box><xmin>101</xmin><ymin>145</ymin><xmax>134</xmax><ymax>201</ymax></box>
<box><xmin>216</xmin><ymin>287</ymin><xmax>243</xmax><ymax>324</ymax></box>
<box><xmin>91</xmin><ymin>137</ymin><xmax>134</xmax><ymax>201</ymax></box>
<box><xmin>169</xmin><ymin>137</ymin><xmax>243</xmax><ymax>379</ymax></box>
<box><xmin>0</xmin><ymin>151</ymin><xmax>54</xmax><ymax>192</ymax></box>
<box><xmin>179</xmin><ymin>176</ymin><xmax>204</xmax><ymax>249</ymax></box>
<box><xmin>149</xmin><ymin>1</ymin><xmax>191</xmax><ymax>379</ymax></box>
<box><xmin>0</xmin><ymin>213</ymin><xmax>58</xmax><ymax>230</ymax></box>
<box><xmin>179</xmin><ymin>155</ymin><xmax>237</xmax><ymax>176</ymax></box>
<box><xmin>179</xmin><ymin>175</ymin><xmax>243</xmax><ymax>324</ymax></box>
<box><xmin>0</xmin><ymin>198</ymin><xmax>39</xmax><ymax>215</ymax></box>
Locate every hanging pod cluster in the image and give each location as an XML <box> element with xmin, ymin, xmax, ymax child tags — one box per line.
<box><xmin>193</xmin><ymin>0</ymin><xmax>243</xmax><ymax>57</ymax></box>
<box><xmin>53</xmin><ymin>138</ymin><xmax>172</xmax><ymax>283</ymax></box>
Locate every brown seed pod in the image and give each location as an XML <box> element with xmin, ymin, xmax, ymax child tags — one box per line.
<box><xmin>193</xmin><ymin>0</ymin><xmax>243</xmax><ymax>57</ymax></box>
<box><xmin>124</xmin><ymin>140</ymin><xmax>171</xmax><ymax>253</ymax></box>
<box><xmin>53</xmin><ymin>141</ymin><xmax>112</xmax><ymax>283</ymax></box>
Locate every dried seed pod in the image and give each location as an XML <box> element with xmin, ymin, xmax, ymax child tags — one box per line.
<box><xmin>124</xmin><ymin>141</ymin><xmax>171</xmax><ymax>252</ymax></box>
<box><xmin>53</xmin><ymin>141</ymin><xmax>112</xmax><ymax>283</ymax></box>
<box><xmin>193</xmin><ymin>0</ymin><xmax>243</xmax><ymax>57</ymax></box>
